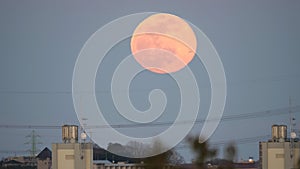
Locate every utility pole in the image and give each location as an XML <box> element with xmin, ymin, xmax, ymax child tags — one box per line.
<box><xmin>25</xmin><ymin>130</ymin><xmax>42</xmax><ymax>157</ymax></box>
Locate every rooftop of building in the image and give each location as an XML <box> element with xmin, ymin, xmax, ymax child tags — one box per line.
<box><xmin>36</xmin><ymin>147</ymin><xmax>52</xmax><ymax>160</ymax></box>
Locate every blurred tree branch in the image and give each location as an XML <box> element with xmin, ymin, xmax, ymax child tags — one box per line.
<box><xmin>187</xmin><ymin>136</ymin><xmax>217</xmax><ymax>169</ymax></box>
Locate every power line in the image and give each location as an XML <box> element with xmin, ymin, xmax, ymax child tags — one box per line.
<box><xmin>0</xmin><ymin>72</ymin><xmax>299</xmax><ymax>95</ymax></box>
<box><xmin>176</xmin><ymin>135</ymin><xmax>271</xmax><ymax>150</ymax></box>
<box><xmin>0</xmin><ymin>135</ymin><xmax>270</xmax><ymax>155</ymax></box>
<box><xmin>86</xmin><ymin>105</ymin><xmax>300</xmax><ymax>129</ymax></box>
<box><xmin>0</xmin><ymin>125</ymin><xmax>60</xmax><ymax>129</ymax></box>
<box><xmin>0</xmin><ymin>105</ymin><xmax>299</xmax><ymax>130</ymax></box>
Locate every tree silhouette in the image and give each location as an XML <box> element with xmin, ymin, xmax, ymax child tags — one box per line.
<box><xmin>218</xmin><ymin>142</ymin><xmax>236</xmax><ymax>169</ymax></box>
<box><xmin>143</xmin><ymin>150</ymin><xmax>171</xmax><ymax>169</ymax></box>
<box><xmin>186</xmin><ymin>136</ymin><xmax>237</xmax><ymax>169</ymax></box>
<box><xmin>133</xmin><ymin>136</ymin><xmax>238</xmax><ymax>169</ymax></box>
<box><xmin>187</xmin><ymin>136</ymin><xmax>217</xmax><ymax>169</ymax></box>
<box><xmin>141</xmin><ymin>140</ymin><xmax>183</xmax><ymax>169</ymax></box>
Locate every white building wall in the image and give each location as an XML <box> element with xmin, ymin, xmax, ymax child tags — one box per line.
<box><xmin>52</xmin><ymin>143</ymin><xmax>93</xmax><ymax>169</ymax></box>
<box><xmin>267</xmin><ymin>148</ymin><xmax>284</xmax><ymax>169</ymax></box>
<box><xmin>260</xmin><ymin>141</ymin><xmax>300</xmax><ymax>169</ymax></box>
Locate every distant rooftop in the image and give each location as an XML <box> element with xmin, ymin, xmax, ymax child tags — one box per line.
<box><xmin>93</xmin><ymin>160</ymin><xmax>112</xmax><ymax>165</ymax></box>
<box><xmin>36</xmin><ymin>147</ymin><xmax>52</xmax><ymax>160</ymax></box>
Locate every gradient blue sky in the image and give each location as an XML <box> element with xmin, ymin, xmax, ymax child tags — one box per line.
<box><xmin>0</xmin><ymin>0</ymin><xmax>300</xmax><ymax>162</ymax></box>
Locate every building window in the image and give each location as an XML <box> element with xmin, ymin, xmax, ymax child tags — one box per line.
<box><xmin>276</xmin><ymin>154</ymin><xmax>284</xmax><ymax>158</ymax></box>
<box><xmin>65</xmin><ymin>155</ymin><xmax>74</xmax><ymax>160</ymax></box>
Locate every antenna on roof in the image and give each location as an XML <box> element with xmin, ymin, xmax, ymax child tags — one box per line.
<box><xmin>289</xmin><ymin>96</ymin><xmax>296</xmax><ymax>159</ymax></box>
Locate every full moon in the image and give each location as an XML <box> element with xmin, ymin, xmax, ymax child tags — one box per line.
<box><xmin>130</xmin><ymin>13</ymin><xmax>197</xmax><ymax>74</ymax></box>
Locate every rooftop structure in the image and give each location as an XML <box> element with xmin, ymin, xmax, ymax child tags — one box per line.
<box><xmin>259</xmin><ymin>124</ymin><xmax>300</xmax><ymax>169</ymax></box>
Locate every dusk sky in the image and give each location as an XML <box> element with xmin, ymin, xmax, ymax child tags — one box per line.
<box><xmin>0</xmin><ymin>0</ymin><xmax>300</xmax><ymax>162</ymax></box>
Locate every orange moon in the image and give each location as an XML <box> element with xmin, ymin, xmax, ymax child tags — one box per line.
<box><xmin>130</xmin><ymin>13</ymin><xmax>197</xmax><ymax>74</ymax></box>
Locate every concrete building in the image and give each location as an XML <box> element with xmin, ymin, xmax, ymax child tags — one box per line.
<box><xmin>36</xmin><ymin>147</ymin><xmax>52</xmax><ymax>169</ymax></box>
<box><xmin>93</xmin><ymin>160</ymin><xmax>175</xmax><ymax>169</ymax></box>
<box><xmin>52</xmin><ymin>125</ymin><xmax>93</xmax><ymax>169</ymax></box>
<box><xmin>259</xmin><ymin>124</ymin><xmax>300</xmax><ymax>169</ymax></box>
<box><xmin>52</xmin><ymin>142</ymin><xmax>93</xmax><ymax>169</ymax></box>
<box><xmin>93</xmin><ymin>161</ymin><xmax>144</xmax><ymax>169</ymax></box>
<box><xmin>0</xmin><ymin>156</ymin><xmax>37</xmax><ymax>167</ymax></box>
<box><xmin>259</xmin><ymin>141</ymin><xmax>300</xmax><ymax>169</ymax></box>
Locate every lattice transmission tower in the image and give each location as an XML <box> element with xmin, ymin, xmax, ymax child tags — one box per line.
<box><xmin>25</xmin><ymin>130</ymin><xmax>42</xmax><ymax>157</ymax></box>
